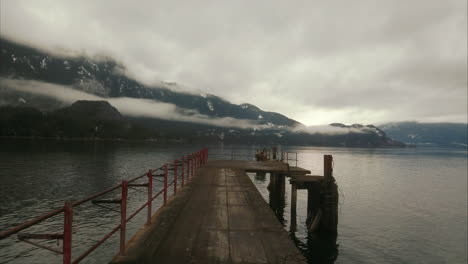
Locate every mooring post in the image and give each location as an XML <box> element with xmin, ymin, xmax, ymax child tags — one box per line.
<box><xmin>324</xmin><ymin>155</ymin><xmax>333</xmax><ymax>179</ymax></box>
<box><xmin>174</xmin><ymin>160</ymin><xmax>178</xmax><ymax>195</ymax></box>
<box><xmin>181</xmin><ymin>156</ymin><xmax>185</xmax><ymax>187</ymax></box>
<box><xmin>146</xmin><ymin>169</ymin><xmax>152</xmax><ymax>225</ymax></box>
<box><xmin>290</xmin><ymin>181</ymin><xmax>297</xmax><ymax>232</ymax></box>
<box><xmin>63</xmin><ymin>202</ymin><xmax>73</xmax><ymax>264</ymax></box>
<box><xmin>120</xmin><ymin>181</ymin><xmax>128</xmax><ymax>256</ymax></box>
<box><xmin>320</xmin><ymin>155</ymin><xmax>338</xmax><ymax>235</ymax></box>
<box><xmin>163</xmin><ymin>164</ymin><xmax>168</xmax><ymax>205</ymax></box>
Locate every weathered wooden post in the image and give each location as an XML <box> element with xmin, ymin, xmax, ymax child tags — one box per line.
<box><xmin>290</xmin><ymin>181</ymin><xmax>297</xmax><ymax>232</ymax></box>
<box><xmin>324</xmin><ymin>155</ymin><xmax>333</xmax><ymax>179</ymax></box>
<box><xmin>268</xmin><ymin>173</ymin><xmax>286</xmax><ymax>224</ymax></box>
<box><xmin>320</xmin><ymin>155</ymin><xmax>338</xmax><ymax>235</ymax></box>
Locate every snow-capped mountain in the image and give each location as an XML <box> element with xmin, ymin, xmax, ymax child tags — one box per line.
<box><xmin>0</xmin><ymin>37</ymin><xmax>406</xmax><ymax>147</ymax></box>
<box><xmin>0</xmin><ymin>37</ymin><xmax>299</xmax><ymax>127</ymax></box>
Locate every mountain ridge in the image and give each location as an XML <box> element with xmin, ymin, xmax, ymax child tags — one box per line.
<box><xmin>0</xmin><ymin>37</ymin><xmax>406</xmax><ymax>147</ymax></box>
<box><xmin>380</xmin><ymin>121</ymin><xmax>467</xmax><ymax>148</ymax></box>
<box><xmin>0</xmin><ymin>37</ymin><xmax>299</xmax><ymax>127</ymax></box>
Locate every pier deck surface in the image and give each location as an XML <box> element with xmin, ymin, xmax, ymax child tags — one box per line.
<box><xmin>205</xmin><ymin>160</ymin><xmax>310</xmax><ymax>175</ymax></box>
<box><xmin>117</xmin><ymin>161</ymin><xmax>306</xmax><ymax>264</ymax></box>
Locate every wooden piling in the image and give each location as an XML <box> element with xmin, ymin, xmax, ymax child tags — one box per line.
<box><xmin>290</xmin><ymin>182</ymin><xmax>297</xmax><ymax>232</ymax></box>
<box><xmin>320</xmin><ymin>155</ymin><xmax>338</xmax><ymax>235</ymax></box>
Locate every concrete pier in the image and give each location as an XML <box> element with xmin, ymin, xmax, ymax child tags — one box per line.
<box><xmin>113</xmin><ymin>160</ymin><xmax>307</xmax><ymax>264</ymax></box>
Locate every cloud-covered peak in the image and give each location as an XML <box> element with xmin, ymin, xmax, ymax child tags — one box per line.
<box><xmin>1</xmin><ymin>0</ymin><xmax>466</xmax><ymax>125</ymax></box>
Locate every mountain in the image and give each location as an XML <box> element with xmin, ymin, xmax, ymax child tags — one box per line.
<box><xmin>0</xmin><ymin>101</ymin><xmax>153</xmax><ymax>139</ymax></box>
<box><xmin>0</xmin><ymin>101</ymin><xmax>404</xmax><ymax>147</ymax></box>
<box><xmin>0</xmin><ymin>37</ymin><xmax>298</xmax><ymax>127</ymax></box>
<box><xmin>380</xmin><ymin>122</ymin><xmax>467</xmax><ymax>148</ymax></box>
<box><xmin>0</xmin><ymin>37</ymin><xmax>405</xmax><ymax>147</ymax></box>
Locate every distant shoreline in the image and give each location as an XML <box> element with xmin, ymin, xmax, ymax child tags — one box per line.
<box><xmin>0</xmin><ymin>136</ymin><xmax>413</xmax><ymax>148</ymax></box>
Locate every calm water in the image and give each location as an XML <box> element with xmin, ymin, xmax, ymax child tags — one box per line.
<box><xmin>0</xmin><ymin>140</ymin><xmax>466</xmax><ymax>264</ymax></box>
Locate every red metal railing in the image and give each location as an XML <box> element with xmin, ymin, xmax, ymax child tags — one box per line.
<box><xmin>0</xmin><ymin>148</ymin><xmax>209</xmax><ymax>264</ymax></box>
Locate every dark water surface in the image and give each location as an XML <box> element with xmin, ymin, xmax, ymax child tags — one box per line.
<box><xmin>0</xmin><ymin>140</ymin><xmax>466</xmax><ymax>264</ymax></box>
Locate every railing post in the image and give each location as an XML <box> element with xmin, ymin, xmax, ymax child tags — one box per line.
<box><xmin>187</xmin><ymin>156</ymin><xmax>190</xmax><ymax>181</ymax></box>
<box><xmin>174</xmin><ymin>160</ymin><xmax>178</xmax><ymax>195</ymax></box>
<box><xmin>181</xmin><ymin>156</ymin><xmax>185</xmax><ymax>187</ymax></box>
<box><xmin>146</xmin><ymin>169</ymin><xmax>152</xmax><ymax>225</ymax></box>
<box><xmin>63</xmin><ymin>202</ymin><xmax>73</xmax><ymax>264</ymax></box>
<box><xmin>163</xmin><ymin>164</ymin><xmax>168</xmax><ymax>205</ymax></box>
<box><xmin>120</xmin><ymin>181</ymin><xmax>128</xmax><ymax>256</ymax></box>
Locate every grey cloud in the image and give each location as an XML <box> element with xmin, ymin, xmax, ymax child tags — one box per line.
<box><xmin>1</xmin><ymin>0</ymin><xmax>466</xmax><ymax>125</ymax></box>
<box><xmin>0</xmin><ymin>78</ymin><xmax>268</xmax><ymax>129</ymax></box>
<box><xmin>291</xmin><ymin>124</ymin><xmax>371</xmax><ymax>135</ymax></box>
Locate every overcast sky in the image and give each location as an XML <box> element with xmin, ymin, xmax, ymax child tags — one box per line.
<box><xmin>1</xmin><ymin>0</ymin><xmax>467</xmax><ymax>125</ymax></box>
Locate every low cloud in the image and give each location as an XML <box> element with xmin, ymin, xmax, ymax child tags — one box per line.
<box><xmin>291</xmin><ymin>124</ymin><xmax>372</xmax><ymax>135</ymax></box>
<box><xmin>0</xmin><ymin>78</ymin><xmax>267</xmax><ymax>129</ymax></box>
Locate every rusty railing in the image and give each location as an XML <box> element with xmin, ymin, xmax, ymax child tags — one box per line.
<box><xmin>0</xmin><ymin>148</ymin><xmax>209</xmax><ymax>264</ymax></box>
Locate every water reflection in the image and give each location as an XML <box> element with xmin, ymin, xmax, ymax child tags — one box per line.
<box><xmin>290</xmin><ymin>232</ymin><xmax>339</xmax><ymax>264</ymax></box>
<box><xmin>1</xmin><ymin>142</ymin><xmax>466</xmax><ymax>264</ymax></box>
